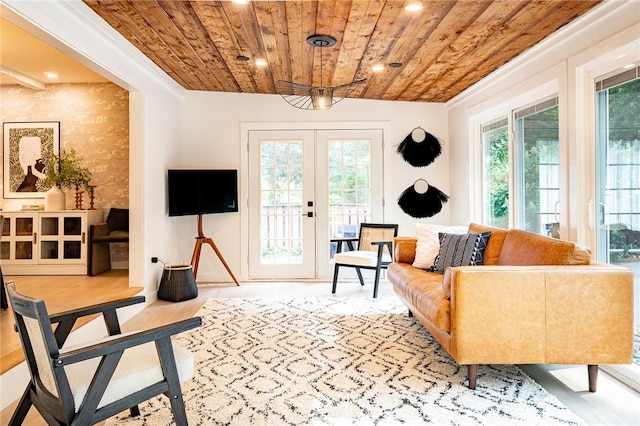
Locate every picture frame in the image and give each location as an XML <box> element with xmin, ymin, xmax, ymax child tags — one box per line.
<box><xmin>3</xmin><ymin>121</ymin><xmax>60</xmax><ymax>199</ymax></box>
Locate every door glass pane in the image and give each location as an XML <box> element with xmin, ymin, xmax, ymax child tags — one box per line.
<box><xmin>64</xmin><ymin>217</ymin><xmax>82</xmax><ymax>235</ymax></box>
<box><xmin>328</xmin><ymin>139</ymin><xmax>372</xmax><ymax>259</ymax></box>
<box><xmin>481</xmin><ymin>118</ymin><xmax>509</xmax><ymax>228</ymax></box>
<box><xmin>64</xmin><ymin>241</ymin><xmax>82</xmax><ymax>259</ymax></box>
<box><xmin>16</xmin><ymin>218</ymin><xmax>33</xmax><ymax>236</ymax></box>
<box><xmin>41</xmin><ymin>241</ymin><xmax>58</xmax><ymax>260</ymax></box>
<box><xmin>514</xmin><ymin>98</ymin><xmax>559</xmax><ymax>235</ymax></box>
<box><xmin>596</xmin><ymin>72</ymin><xmax>640</xmax><ymax>369</ymax></box>
<box><xmin>41</xmin><ymin>217</ymin><xmax>59</xmax><ymax>236</ymax></box>
<box><xmin>2</xmin><ymin>219</ymin><xmax>10</xmax><ymax>237</ymax></box>
<box><xmin>259</xmin><ymin>140</ymin><xmax>303</xmax><ymax>265</ymax></box>
<box><xmin>0</xmin><ymin>242</ymin><xmax>9</xmax><ymax>259</ymax></box>
<box><xmin>15</xmin><ymin>241</ymin><xmax>32</xmax><ymax>260</ymax></box>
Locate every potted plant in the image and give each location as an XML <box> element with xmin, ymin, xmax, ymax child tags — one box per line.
<box><xmin>44</xmin><ymin>148</ymin><xmax>92</xmax><ymax>210</ymax></box>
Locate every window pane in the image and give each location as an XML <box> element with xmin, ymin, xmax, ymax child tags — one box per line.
<box><xmin>481</xmin><ymin>118</ymin><xmax>509</xmax><ymax>228</ymax></box>
<box><xmin>259</xmin><ymin>140</ymin><xmax>304</xmax><ymax>265</ymax></box>
<box><xmin>514</xmin><ymin>100</ymin><xmax>559</xmax><ymax>235</ymax></box>
<box><xmin>327</xmin><ymin>139</ymin><xmax>373</xmax><ymax>259</ymax></box>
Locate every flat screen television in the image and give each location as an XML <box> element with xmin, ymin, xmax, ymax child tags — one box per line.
<box><xmin>168</xmin><ymin>169</ymin><xmax>238</xmax><ymax>216</ymax></box>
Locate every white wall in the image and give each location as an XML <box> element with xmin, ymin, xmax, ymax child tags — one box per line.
<box><xmin>1</xmin><ymin>1</ymin><xmax>186</xmax><ymax>297</ymax></box>
<box><xmin>181</xmin><ymin>91</ymin><xmax>449</xmax><ymax>281</ymax></box>
<box><xmin>446</xmin><ymin>0</ymin><xmax>640</xmax><ymax>245</ymax></box>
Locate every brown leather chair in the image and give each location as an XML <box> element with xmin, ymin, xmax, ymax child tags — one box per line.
<box><xmin>88</xmin><ymin>208</ymin><xmax>129</xmax><ymax>276</ymax></box>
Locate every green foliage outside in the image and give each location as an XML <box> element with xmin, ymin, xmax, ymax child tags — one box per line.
<box><xmin>484</xmin><ymin>125</ymin><xmax>509</xmax><ymax>228</ymax></box>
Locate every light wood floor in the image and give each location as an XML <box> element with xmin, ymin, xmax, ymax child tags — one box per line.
<box><xmin>1</xmin><ymin>277</ymin><xmax>639</xmax><ymax>425</ymax></box>
<box><xmin>0</xmin><ymin>270</ymin><xmax>142</xmax><ymax>375</ymax></box>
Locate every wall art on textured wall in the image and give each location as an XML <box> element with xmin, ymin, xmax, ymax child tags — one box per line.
<box><xmin>398</xmin><ymin>178</ymin><xmax>449</xmax><ymax>218</ymax></box>
<box><xmin>396</xmin><ymin>127</ymin><xmax>442</xmax><ymax>167</ymax></box>
<box><xmin>3</xmin><ymin>121</ymin><xmax>60</xmax><ymax>198</ymax></box>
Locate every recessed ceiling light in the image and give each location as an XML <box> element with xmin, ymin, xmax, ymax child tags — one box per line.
<box><xmin>372</xmin><ymin>63</ymin><xmax>385</xmax><ymax>73</ymax></box>
<box><xmin>44</xmin><ymin>72</ymin><xmax>58</xmax><ymax>79</ymax></box>
<box><xmin>232</xmin><ymin>0</ymin><xmax>249</xmax><ymax>4</ymax></box>
<box><xmin>389</xmin><ymin>62</ymin><xmax>403</xmax><ymax>68</ymax></box>
<box><xmin>404</xmin><ymin>2</ymin><xmax>424</xmax><ymax>12</ymax></box>
<box><xmin>255</xmin><ymin>58</ymin><xmax>268</xmax><ymax>67</ymax></box>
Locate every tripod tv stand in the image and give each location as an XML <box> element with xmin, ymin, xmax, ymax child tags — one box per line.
<box><xmin>191</xmin><ymin>214</ymin><xmax>240</xmax><ymax>286</ymax></box>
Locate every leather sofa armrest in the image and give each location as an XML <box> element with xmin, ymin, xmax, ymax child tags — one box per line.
<box><xmin>393</xmin><ymin>237</ymin><xmax>417</xmax><ymax>263</ymax></box>
<box><xmin>448</xmin><ymin>264</ymin><xmax>634</xmax><ymax>365</ymax></box>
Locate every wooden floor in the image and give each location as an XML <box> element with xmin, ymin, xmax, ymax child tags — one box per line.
<box><xmin>1</xmin><ymin>277</ymin><xmax>639</xmax><ymax>425</ymax></box>
<box><xmin>0</xmin><ymin>270</ymin><xmax>142</xmax><ymax>374</ymax></box>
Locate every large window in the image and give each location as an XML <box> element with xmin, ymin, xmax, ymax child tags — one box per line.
<box><xmin>480</xmin><ymin>97</ymin><xmax>560</xmax><ymax>236</ymax></box>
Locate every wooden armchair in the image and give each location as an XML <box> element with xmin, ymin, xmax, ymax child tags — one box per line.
<box><xmin>6</xmin><ymin>282</ymin><xmax>201</xmax><ymax>425</ymax></box>
<box><xmin>88</xmin><ymin>208</ymin><xmax>129</xmax><ymax>276</ymax></box>
<box><xmin>331</xmin><ymin>223</ymin><xmax>398</xmax><ymax>298</ymax></box>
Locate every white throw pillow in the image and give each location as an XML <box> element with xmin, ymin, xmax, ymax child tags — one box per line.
<box><xmin>412</xmin><ymin>223</ymin><xmax>468</xmax><ymax>270</ymax></box>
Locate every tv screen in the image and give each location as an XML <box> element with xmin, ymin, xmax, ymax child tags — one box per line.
<box><xmin>168</xmin><ymin>169</ymin><xmax>238</xmax><ymax>216</ymax></box>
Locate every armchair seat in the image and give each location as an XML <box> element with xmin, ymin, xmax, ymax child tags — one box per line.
<box><xmin>92</xmin><ymin>230</ymin><xmax>129</xmax><ymax>244</ymax></box>
<box><xmin>64</xmin><ymin>338</ymin><xmax>194</xmax><ymax>410</ymax></box>
<box><xmin>333</xmin><ymin>250</ymin><xmax>392</xmax><ymax>267</ymax></box>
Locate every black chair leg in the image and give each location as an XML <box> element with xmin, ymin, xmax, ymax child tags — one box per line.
<box><xmin>355</xmin><ymin>268</ymin><xmax>365</xmax><ymax>286</ymax></box>
<box><xmin>373</xmin><ymin>267</ymin><xmax>382</xmax><ymax>298</ymax></box>
<box><xmin>130</xmin><ymin>405</ymin><xmax>141</xmax><ymax>417</ymax></box>
<box><xmin>9</xmin><ymin>388</ymin><xmax>32</xmax><ymax>426</ymax></box>
<box><xmin>332</xmin><ymin>264</ymin><xmax>340</xmax><ymax>294</ymax></box>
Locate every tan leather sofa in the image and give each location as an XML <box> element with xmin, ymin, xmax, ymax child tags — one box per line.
<box><xmin>387</xmin><ymin>223</ymin><xmax>634</xmax><ymax>391</ymax></box>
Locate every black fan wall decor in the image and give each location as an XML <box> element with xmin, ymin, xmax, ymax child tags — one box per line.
<box><xmin>397</xmin><ymin>127</ymin><xmax>442</xmax><ymax>167</ymax></box>
<box><xmin>397</xmin><ymin>179</ymin><xmax>449</xmax><ymax>218</ymax></box>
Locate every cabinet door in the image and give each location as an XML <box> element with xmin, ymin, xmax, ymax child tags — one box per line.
<box><xmin>38</xmin><ymin>214</ymin><xmax>86</xmax><ymax>264</ymax></box>
<box><xmin>3</xmin><ymin>214</ymin><xmax>38</xmax><ymax>264</ymax></box>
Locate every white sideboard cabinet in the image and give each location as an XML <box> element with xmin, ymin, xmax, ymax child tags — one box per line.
<box><xmin>0</xmin><ymin>210</ymin><xmax>102</xmax><ymax>275</ymax></box>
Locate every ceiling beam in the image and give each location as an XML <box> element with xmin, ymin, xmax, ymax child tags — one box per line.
<box><xmin>0</xmin><ymin>65</ymin><xmax>45</xmax><ymax>90</ymax></box>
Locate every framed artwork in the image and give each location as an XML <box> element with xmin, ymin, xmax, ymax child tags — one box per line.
<box><xmin>3</xmin><ymin>121</ymin><xmax>60</xmax><ymax>198</ymax></box>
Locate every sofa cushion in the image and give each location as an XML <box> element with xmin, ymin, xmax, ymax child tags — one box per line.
<box><xmin>468</xmin><ymin>223</ymin><xmax>509</xmax><ymax>265</ymax></box>
<box><xmin>432</xmin><ymin>232</ymin><xmax>491</xmax><ymax>273</ymax></box>
<box><xmin>412</xmin><ymin>223</ymin><xmax>468</xmax><ymax>270</ymax></box>
<box><xmin>498</xmin><ymin>229</ymin><xmax>583</xmax><ymax>265</ymax></box>
<box><xmin>388</xmin><ymin>263</ymin><xmax>451</xmax><ymax>332</ymax></box>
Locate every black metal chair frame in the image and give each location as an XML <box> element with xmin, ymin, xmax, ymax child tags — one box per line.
<box><xmin>331</xmin><ymin>223</ymin><xmax>398</xmax><ymax>298</ymax></box>
<box><xmin>6</xmin><ymin>282</ymin><xmax>201</xmax><ymax>425</ymax></box>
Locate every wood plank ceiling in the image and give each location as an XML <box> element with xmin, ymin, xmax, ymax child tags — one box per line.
<box><xmin>83</xmin><ymin>0</ymin><xmax>601</xmax><ymax>103</ymax></box>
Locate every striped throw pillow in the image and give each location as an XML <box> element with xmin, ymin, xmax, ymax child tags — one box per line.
<box><xmin>432</xmin><ymin>232</ymin><xmax>491</xmax><ymax>274</ymax></box>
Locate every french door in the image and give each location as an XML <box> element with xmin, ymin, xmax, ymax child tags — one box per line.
<box><xmin>247</xmin><ymin>129</ymin><xmax>383</xmax><ymax>279</ymax></box>
<box><xmin>594</xmin><ymin>65</ymin><xmax>639</xmax><ymax>386</ymax></box>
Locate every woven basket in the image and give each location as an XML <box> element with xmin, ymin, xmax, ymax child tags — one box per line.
<box><xmin>158</xmin><ymin>264</ymin><xmax>198</xmax><ymax>302</ymax></box>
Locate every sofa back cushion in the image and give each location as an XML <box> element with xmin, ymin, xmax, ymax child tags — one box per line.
<box><xmin>498</xmin><ymin>229</ymin><xmax>590</xmax><ymax>265</ymax></box>
<box><xmin>468</xmin><ymin>223</ymin><xmax>508</xmax><ymax>265</ymax></box>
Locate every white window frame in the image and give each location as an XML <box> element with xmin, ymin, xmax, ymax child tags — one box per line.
<box><xmin>469</xmin><ymin>81</ymin><xmax>560</xmax><ymax>228</ymax></box>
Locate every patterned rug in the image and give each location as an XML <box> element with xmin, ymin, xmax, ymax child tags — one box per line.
<box><xmin>106</xmin><ymin>298</ymin><xmax>584</xmax><ymax>425</ymax></box>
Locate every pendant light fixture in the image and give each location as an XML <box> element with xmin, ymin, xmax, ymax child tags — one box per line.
<box><xmin>278</xmin><ymin>35</ymin><xmax>366</xmax><ymax>110</ymax></box>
